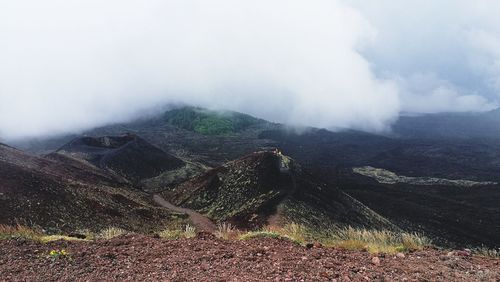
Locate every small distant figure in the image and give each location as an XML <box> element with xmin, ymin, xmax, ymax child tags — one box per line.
<box><xmin>273</xmin><ymin>148</ymin><xmax>282</xmax><ymax>156</ymax></box>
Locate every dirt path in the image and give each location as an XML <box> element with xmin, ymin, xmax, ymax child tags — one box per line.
<box><xmin>153</xmin><ymin>194</ymin><xmax>216</xmax><ymax>232</ymax></box>
<box><xmin>267</xmin><ymin>172</ymin><xmax>297</xmax><ymax>226</ymax></box>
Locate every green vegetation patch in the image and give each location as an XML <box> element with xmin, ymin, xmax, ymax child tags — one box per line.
<box><xmin>164</xmin><ymin>107</ymin><xmax>262</xmax><ymax>135</ymax></box>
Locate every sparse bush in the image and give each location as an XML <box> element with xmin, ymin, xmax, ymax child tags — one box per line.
<box><xmin>215</xmin><ymin>222</ymin><xmax>238</xmax><ymax>240</ymax></box>
<box><xmin>97</xmin><ymin>227</ymin><xmax>128</xmax><ymax>240</ymax></box>
<box><xmin>336</xmin><ymin>239</ymin><xmax>367</xmax><ymax>251</ymax></box>
<box><xmin>75</xmin><ymin>228</ymin><xmax>96</xmax><ymax>241</ymax></box>
<box><xmin>323</xmin><ymin>227</ymin><xmax>431</xmax><ymax>254</ymax></box>
<box><xmin>159</xmin><ymin>229</ymin><xmax>184</xmax><ymax>239</ymax></box>
<box><xmin>473</xmin><ymin>247</ymin><xmax>500</xmax><ymax>258</ymax></box>
<box><xmin>239</xmin><ymin>223</ymin><xmax>308</xmax><ymax>245</ymax></box>
<box><xmin>0</xmin><ymin>224</ymin><xmax>91</xmax><ymax>243</ymax></box>
<box><xmin>401</xmin><ymin>232</ymin><xmax>432</xmax><ymax>251</ymax></box>
<box><xmin>39</xmin><ymin>235</ymin><xmax>87</xmax><ymax>243</ymax></box>
<box><xmin>159</xmin><ymin>224</ymin><xmax>196</xmax><ymax>239</ymax></box>
<box><xmin>0</xmin><ymin>224</ymin><xmax>41</xmax><ymax>241</ymax></box>
<box><xmin>184</xmin><ymin>224</ymin><xmax>196</xmax><ymax>238</ymax></box>
<box><xmin>281</xmin><ymin>223</ymin><xmax>307</xmax><ymax>243</ymax></box>
<box><xmin>239</xmin><ymin>230</ymin><xmax>283</xmax><ymax>241</ymax></box>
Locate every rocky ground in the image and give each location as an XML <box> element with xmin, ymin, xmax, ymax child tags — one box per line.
<box><xmin>0</xmin><ymin>234</ymin><xmax>498</xmax><ymax>281</ymax></box>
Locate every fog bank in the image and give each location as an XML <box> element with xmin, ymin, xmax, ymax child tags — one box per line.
<box><xmin>1</xmin><ymin>1</ymin><xmax>499</xmax><ymax>140</ymax></box>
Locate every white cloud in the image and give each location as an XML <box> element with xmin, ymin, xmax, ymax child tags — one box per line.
<box><xmin>0</xmin><ymin>0</ymin><xmax>499</xmax><ymax>140</ymax></box>
<box><xmin>397</xmin><ymin>73</ymin><xmax>497</xmax><ymax>113</ymax></box>
<box><xmin>350</xmin><ymin>0</ymin><xmax>500</xmax><ymax>109</ymax></box>
<box><xmin>465</xmin><ymin>29</ymin><xmax>500</xmax><ymax>91</ymax></box>
<box><xmin>0</xmin><ymin>0</ymin><xmax>401</xmax><ymax>139</ymax></box>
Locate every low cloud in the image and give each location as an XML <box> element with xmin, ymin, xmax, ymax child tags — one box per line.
<box><xmin>0</xmin><ymin>1</ymin><xmax>499</xmax><ymax>140</ymax></box>
<box><xmin>397</xmin><ymin>73</ymin><xmax>497</xmax><ymax>114</ymax></box>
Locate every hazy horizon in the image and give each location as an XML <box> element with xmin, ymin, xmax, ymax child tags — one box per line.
<box><xmin>2</xmin><ymin>0</ymin><xmax>500</xmax><ymax>140</ymax></box>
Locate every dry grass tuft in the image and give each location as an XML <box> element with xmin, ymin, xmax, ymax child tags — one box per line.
<box><xmin>215</xmin><ymin>222</ymin><xmax>239</xmax><ymax>240</ymax></box>
<box><xmin>39</xmin><ymin>235</ymin><xmax>88</xmax><ymax>243</ymax></box>
<box><xmin>336</xmin><ymin>239</ymin><xmax>367</xmax><ymax>251</ymax></box>
<box><xmin>97</xmin><ymin>227</ymin><xmax>128</xmax><ymax>240</ymax></box>
<box><xmin>184</xmin><ymin>224</ymin><xmax>196</xmax><ymax>238</ymax></box>
<box><xmin>159</xmin><ymin>224</ymin><xmax>197</xmax><ymax>240</ymax></box>
<box><xmin>323</xmin><ymin>227</ymin><xmax>431</xmax><ymax>254</ymax></box>
<box><xmin>239</xmin><ymin>230</ymin><xmax>283</xmax><ymax>241</ymax></box>
<box><xmin>239</xmin><ymin>223</ymin><xmax>308</xmax><ymax>245</ymax></box>
<box><xmin>0</xmin><ymin>223</ymin><xmax>434</xmax><ymax>255</ymax></box>
<box><xmin>0</xmin><ymin>224</ymin><xmax>41</xmax><ymax>241</ymax></box>
<box><xmin>473</xmin><ymin>247</ymin><xmax>500</xmax><ymax>258</ymax></box>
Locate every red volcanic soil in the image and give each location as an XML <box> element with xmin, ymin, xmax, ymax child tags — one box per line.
<box><xmin>0</xmin><ymin>234</ymin><xmax>498</xmax><ymax>281</ymax></box>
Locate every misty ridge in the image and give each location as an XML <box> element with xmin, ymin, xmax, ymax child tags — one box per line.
<box><xmin>2</xmin><ymin>0</ymin><xmax>500</xmax><ymax>141</ymax></box>
<box><xmin>1</xmin><ymin>2</ymin><xmax>500</xmax><ymax>280</ymax></box>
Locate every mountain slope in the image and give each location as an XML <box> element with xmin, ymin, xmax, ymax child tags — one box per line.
<box><xmin>393</xmin><ymin>109</ymin><xmax>500</xmax><ymax>139</ymax></box>
<box><xmin>0</xmin><ymin>144</ymin><xmax>185</xmax><ymax>233</ymax></box>
<box><xmin>55</xmin><ymin>134</ymin><xmax>185</xmax><ymax>183</ymax></box>
<box><xmin>161</xmin><ymin>151</ymin><xmax>396</xmax><ymax>231</ymax></box>
<box><xmin>9</xmin><ymin>106</ymin><xmax>500</xmax><ymax>247</ymax></box>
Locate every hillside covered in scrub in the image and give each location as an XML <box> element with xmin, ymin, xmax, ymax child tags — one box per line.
<box><xmin>161</xmin><ymin>151</ymin><xmax>395</xmax><ymax>232</ymax></box>
<box><xmin>5</xmin><ymin>106</ymin><xmax>500</xmax><ymax>248</ymax></box>
<box><xmin>1</xmin><ymin>106</ymin><xmax>500</xmax><ymax>280</ymax></box>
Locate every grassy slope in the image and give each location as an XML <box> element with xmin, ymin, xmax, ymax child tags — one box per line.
<box><xmin>163</xmin><ymin>107</ymin><xmax>264</xmax><ymax>135</ymax></box>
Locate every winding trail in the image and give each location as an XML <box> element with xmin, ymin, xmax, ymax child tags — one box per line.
<box><xmin>267</xmin><ymin>171</ymin><xmax>298</xmax><ymax>226</ymax></box>
<box><xmin>153</xmin><ymin>194</ymin><xmax>216</xmax><ymax>233</ymax></box>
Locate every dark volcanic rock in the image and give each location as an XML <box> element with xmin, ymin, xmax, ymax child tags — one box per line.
<box><xmin>55</xmin><ymin>134</ymin><xmax>184</xmax><ymax>182</ymax></box>
<box><xmin>163</xmin><ymin>151</ymin><xmax>396</xmax><ymax>231</ymax></box>
<box><xmin>0</xmin><ymin>144</ymin><xmax>185</xmax><ymax>233</ymax></box>
<box><xmin>8</xmin><ymin>107</ymin><xmax>500</xmax><ymax>248</ymax></box>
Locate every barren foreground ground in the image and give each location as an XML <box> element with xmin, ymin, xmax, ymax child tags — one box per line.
<box><xmin>0</xmin><ymin>234</ymin><xmax>498</xmax><ymax>281</ymax></box>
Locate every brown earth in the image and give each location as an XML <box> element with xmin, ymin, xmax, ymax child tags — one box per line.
<box><xmin>153</xmin><ymin>194</ymin><xmax>216</xmax><ymax>232</ymax></box>
<box><xmin>0</xmin><ymin>143</ymin><xmax>186</xmax><ymax>234</ymax></box>
<box><xmin>0</xmin><ymin>234</ymin><xmax>498</xmax><ymax>281</ymax></box>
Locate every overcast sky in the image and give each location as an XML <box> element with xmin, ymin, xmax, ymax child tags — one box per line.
<box><xmin>1</xmin><ymin>0</ymin><xmax>500</xmax><ymax>140</ymax></box>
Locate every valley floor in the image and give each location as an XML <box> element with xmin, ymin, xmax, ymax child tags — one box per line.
<box><xmin>0</xmin><ymin>234</ymin><xmax>498</xmax><ymax>281</ymax></box>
